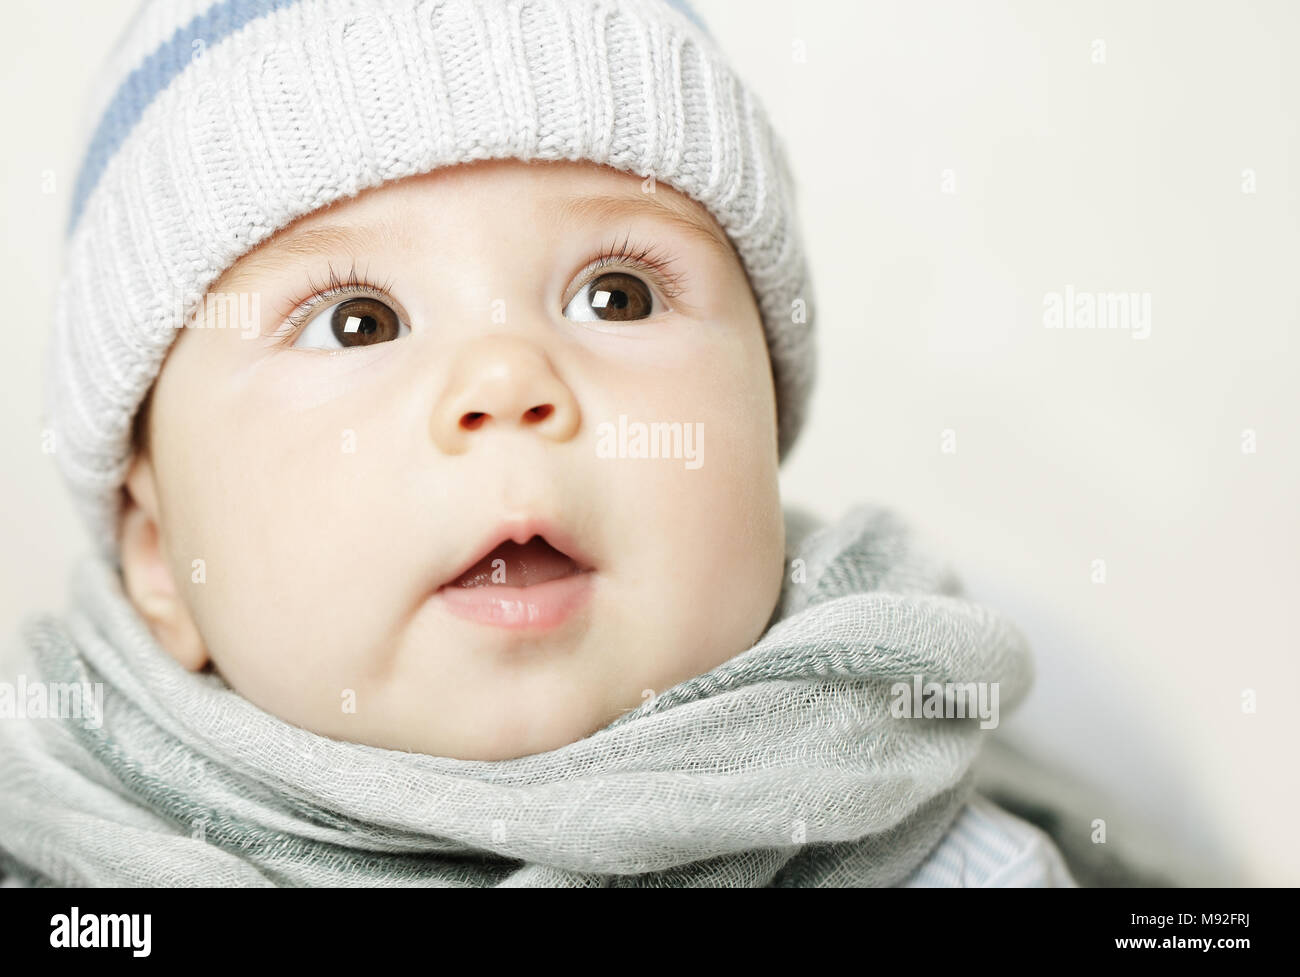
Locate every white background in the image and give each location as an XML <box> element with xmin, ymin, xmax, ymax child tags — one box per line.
<box><xmin>1</xmin><ymin>0</ymin><xmax>1296</xmax><ymax>884</ymax></box>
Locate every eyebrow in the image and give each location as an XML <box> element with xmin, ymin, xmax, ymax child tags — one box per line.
<box><xmin>217</xmin><ymin>217</ymin><xmax>406</xmax><ymax>290</ymax></box>
<box><xmin>219</xmin><ymin>186</ymin><xmax>736</xmax><ymax>290</ymax></box>
<box><xmin>544</xmin><ymin>191</ymin><xmax>736</xmax><ymax>261</ymax></box>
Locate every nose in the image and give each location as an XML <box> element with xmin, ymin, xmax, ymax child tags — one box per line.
<box><xmin>430</xmin><ymin>335</ymin><xmax>581</xmax><ymax>454</ymax></box>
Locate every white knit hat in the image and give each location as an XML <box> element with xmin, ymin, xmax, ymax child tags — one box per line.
<box><xmin>47</xmin><ymin>0</ymin><xmax>817</xmax><ymax>562</ymax></box>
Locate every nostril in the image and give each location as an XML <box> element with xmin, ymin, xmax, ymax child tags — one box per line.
<box><xmin>458</xmin><ymin>405</ymin><xmax>554</xmax><ymax>431</ymax></box>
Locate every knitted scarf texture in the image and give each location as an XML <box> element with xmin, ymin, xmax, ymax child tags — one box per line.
<box><xmin>0</xmin><ymin>503</ymin><xmax>1033</xmax><ymax>886</ymax></box>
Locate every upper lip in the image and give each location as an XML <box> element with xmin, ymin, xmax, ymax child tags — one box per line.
<box><xmin>436</xmin><ymin>516</ymin><xmax>597</xmax><ymax>590</ymax></box>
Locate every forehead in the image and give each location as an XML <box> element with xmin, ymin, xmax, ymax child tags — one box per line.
<box><xmin>217</xmin><ymin>159</ymin><xmax>735</xmax><ymax>287</ymax></box>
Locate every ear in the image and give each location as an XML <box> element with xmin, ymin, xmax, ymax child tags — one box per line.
<box><xmin>119</xmin><ymin>454</ymin><xmax>209</xmax><ymax>671</ymax></box>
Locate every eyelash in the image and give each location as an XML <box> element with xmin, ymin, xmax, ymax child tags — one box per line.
<box><xmin>576</xmin><ymin>231</ymin><xmax>688</xmax><ymax>304</ymax></box>
<box><xmin>274</xmin><ymin>259</ymin><xmax>397</xmax><ymax>341</ymax></box>
<box><xmin>272</xmin><ymin>236</ymin><xmax>687</xmax><ymax>344</ymax></box>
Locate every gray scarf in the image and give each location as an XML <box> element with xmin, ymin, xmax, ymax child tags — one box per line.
<box><xmin>0</xmin><ymin>503</ymin><xmax>1033</xmax><ymax>886</ymax></box>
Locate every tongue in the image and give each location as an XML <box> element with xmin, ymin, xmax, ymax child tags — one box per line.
<box><xmin>450</xmin><ymin>536</ymin><xmax>581</xmax><ymax>588</ymax></box>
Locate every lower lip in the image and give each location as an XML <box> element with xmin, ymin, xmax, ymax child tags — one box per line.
<box><xmin>434</xmin><ymin>571</ymin><xmax>596</xmax><ymax>630</ymax></box>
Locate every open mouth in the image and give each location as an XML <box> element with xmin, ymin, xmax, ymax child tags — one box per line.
<box><xmin>445</xmin><ymin>535</ymin><xmax>592</xmax><ymax>589</ymax></box>
<box><xmin>434</xmin><ymin>529</ymin><xmax>598</xmax><ymax>631</ymax></box>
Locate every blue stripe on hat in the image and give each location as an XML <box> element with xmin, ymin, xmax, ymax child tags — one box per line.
<box><xmin>663</xmin><ymin>0</ymin><xmax>710</xmax><ymax>35</ymax></box>
<box><xmin>67</xmin><ymin>0</ymin><xmax>300</xmax><ymax>237</ymax></box>
<box><xmin>69</xmin><ymin>0</ymin><xmax>709</xmax><ymax>238</ymax></box>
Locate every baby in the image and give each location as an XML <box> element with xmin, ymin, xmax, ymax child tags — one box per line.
<box><xmin>0</xmin><ymin>0</ymin><xmax>1076</xmax><ymax>887</ymax></box>
<box><xmin>120</xmin><ymin>156</ymin><xmax>788</xmax><ymax>763</ymax></box>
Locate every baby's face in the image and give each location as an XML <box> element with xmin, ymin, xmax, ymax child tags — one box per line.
<box><xmin>126</xmin><ymin>158</ymin><xmax>784</xmax><ymax>760</ymax></box>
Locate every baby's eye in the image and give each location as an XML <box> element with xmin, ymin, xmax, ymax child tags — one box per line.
<box><xmin>563</xmin><ymin>271</ymin><xmax>658</xmax><ymax>323</ymax></box>
<box><xmin>291</xmin><ymin>296</ymin><xmax>410</xmax><ymax>349</ymax></box>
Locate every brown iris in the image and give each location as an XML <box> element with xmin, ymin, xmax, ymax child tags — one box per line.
<box><xmin>581</xmin><ymin>272</ymin><xmax>653</xmax><ymax>321</ymax></box>
<box><xmin>330</xmin><ymin>297</ymin><xmax>402</xmax><ymax>346</ymax></box>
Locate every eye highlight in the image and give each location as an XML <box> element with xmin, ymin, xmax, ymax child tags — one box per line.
<box><xmin>273</xmin><ymin>260</ymin><xmax>408</xmax><ymax>349</ymax></box>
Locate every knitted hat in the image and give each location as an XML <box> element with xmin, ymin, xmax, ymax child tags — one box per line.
<box><xmin>47</xmin><ymin>0</ymin><xmax>817</xmax><ymax>562</ymax></box>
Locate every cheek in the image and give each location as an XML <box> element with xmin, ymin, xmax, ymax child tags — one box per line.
<box><xmin>601</xmin><ymin>448</ymin><xmax>784</xmax><ymax>675</ymax></box>
<box><xmin>595</xmin><ymin>319</ymin><xmax>783</xmax><ymax>639</ymax></box>
<box><xmin>597</xmin><ymin>311</ymin><xmax>777</xmax><ymax>458</ymax></box>
<box><xmin>150</xmin><ymin>368</ymin><xmax>397</xmax><ymax>694</ymax></box>
<box><xmin>688</xmin><ymin>315</ymin><xmax>777</xmax><ymax>450</ymax></box>
<box><xmin>661</xmin><ymin>323</ymin><xmax>783</xmax><ymax>637</ymax></box>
